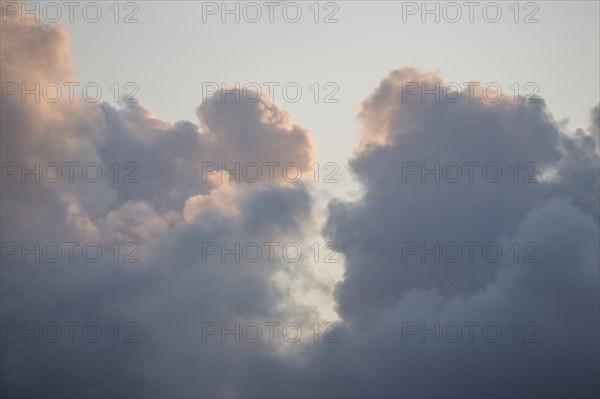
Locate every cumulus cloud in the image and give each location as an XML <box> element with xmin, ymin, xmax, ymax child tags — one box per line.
<box><xmin>1</xmin><ymin>9</ymin><xmax>598</xmax><ymax>399</ymax></box>
<box><xmin>320</xmin><ymin>67</ymin><xmax>599</xmax><ymax>396</ymax></box>
<box><xmin>1</xmin><ymin>11</ymin><xmax>323</xmax><ymax>397</ymax></box>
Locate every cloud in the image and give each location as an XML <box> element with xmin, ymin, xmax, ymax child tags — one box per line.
<box><xmin>320</xmin><ymin>67</ymin><xmax>599</xmax><ymax>396</ymax></box>
<box><xmin>1</xmin><ymin>12</ymin><xmax>323</xmax><ymax>397</ymax></box>
<box><xmin>1</xmin><ymin>10</ymin><xmax>598</xmax><ymax>398</ymax></box>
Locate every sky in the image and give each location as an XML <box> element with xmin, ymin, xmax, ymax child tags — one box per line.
<box><xmin>62</xmin><ymin>0</ymin><xmax>600</xmax><ymax>205</ymax></box>
<box><xmin>1</xmin><ymin>1</ymin><xmax>599</xmax><ymax>398</ymax></box>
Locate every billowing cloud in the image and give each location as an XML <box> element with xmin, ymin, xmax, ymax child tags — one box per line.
<box><xmin>1</xmin><ymin>11</ymin><xmax>323</xmax><ymax>397</ymax></box>
<box><xmin>1</xmin><ymin>9</ymin><xmax>598</xmax><ymax>399</ymax></box>
<box><xmin>321</xmin><ymin>67</ymin><xmax>599</xmax><ymax>396</ymax></box>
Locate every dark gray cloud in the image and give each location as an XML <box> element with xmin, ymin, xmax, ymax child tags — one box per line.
<box><xmin>320</xmin><ymin>68</ymin><xmax>599</xmax><ymax>396</ymax></box>
<box><xmin>324</xmin><ymin>67</ymin><xmax>598</xmax><ymax>326</ymax></box>
<box><xmin>1</xmin><ymin>12</ymin><xmax>320</xmax><ymax>398</ymax></box>
<box><xmin>1</xmin><ymin>11</ymin><xmax>598</xmax><ymax>399</ymax></box>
